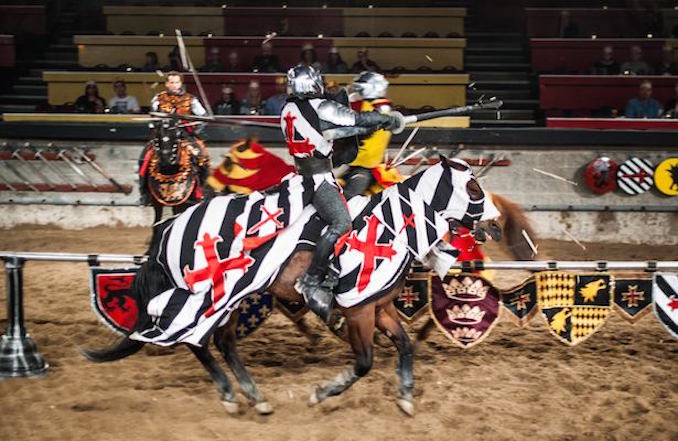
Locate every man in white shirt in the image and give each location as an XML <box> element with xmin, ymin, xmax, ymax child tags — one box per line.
<box><xmin>108</xmin><ymin>80</ymin><xmax>141</xmax><ymax>114</ymax></box>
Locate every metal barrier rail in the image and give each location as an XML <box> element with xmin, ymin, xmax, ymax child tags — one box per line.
<box><xmin>1</xmin><ymin>251</ymin><xmax>677</xmax><ymax>379</ymax></box>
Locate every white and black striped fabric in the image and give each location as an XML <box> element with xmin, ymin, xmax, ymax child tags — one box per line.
<box><xmin>653</xmin><ymin>273</ymin><xmax>678</xmax><ymax>339</ymax></box>
<box><xmin>130</xmin><ymin>160</ymin><xmax>498</xmax><ymax>346</ymax></box>
<box><xmin>333</xmin><ymin>184</ymin><xmax>451</xmax><ymax>308</ymax></box>
<box><xmin>616</xmin><ymin>157</ymin><xmax>655</xmax><ymax>195</ymax></box>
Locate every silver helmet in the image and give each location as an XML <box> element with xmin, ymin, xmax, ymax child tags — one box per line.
<box><xmin>287</xmin><ymin>64</ymin><xmax>324</xmax><ymax>96</ymax></box>
<box><xmin>352</xmin><ymin>71</ymin><xmax>388</xmax><ymax>100</ymax></box>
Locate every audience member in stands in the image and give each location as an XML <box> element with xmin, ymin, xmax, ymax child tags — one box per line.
<box><xmin>351</xmin><ymin>48</ymin><xmax>380</xmax><ymax>73</ymax></box>
<box><xmin>655</xmin><ymin>45</ymin><xmax>678</xmax><ymax>76</ymax></box>
<box><xmin>241</xmin><ymin>80</ymin><xmax>265</xmax><ymax>115</ymax></box>
<box><xmin>166</xmin><ymin>46</ymin><xmax>182</xmax><ymax>71</ymax></box>
<box><xmin>108</xmin><ymin>80</ymin><xmax>141</xmax><ymax>114</ymax></box>
<box><xmin>663</xmin><ymin>84</ymin><xmax>678</xmax><ymax>118</ymax></box>
<box><xmin>558</xmin><ymin>10</ymin><xmax>580</xmax><ymax>38</ymax></box>
<box><xmin>323</xmin><ymin>47</ymin><xmax>348</xmax><ymax>74</ymax></box>
<box><xmin>625</xmin><ymin>80</ymin><xmax>662</xmax><ymax>118</ymax></box>
<box><xmin>251</xmin><ymin>42</ymin><xmax>282</xmax><ymax>73</ymax></box>
<box><xmin>202</xmin><ymin>47</ymin><xmax>226</xmax><ymax>72</ymax></box>
<box><xmin>592</xmin><ymin>46</ymin><xmax>620</xmax><ymax>75</ymax></box>
<box><xmin>213</xmin><ymin>86</ymin><xmax>241</xmax><ymax>115</ymax></box>
<box><xmin>225</xmin><ymin>51</ymin><xmax>243</xmax><ymax>72</ymax></box>
<box><xmin>299</xmin><ymin>43</ymin><xmax>323</xmax><ymax>72</ymax></box>
<box><xmin>75</xmin><ymin>81</ymin><xmax>106</xmax><ymax>114</ymax></box>
<box><xmin>141</xmin><ymin>51</ymin><xmax>160</xmax><ymax>72</ymax></box>
<box><xmin>263</xmin><ymin>76</ymin><xmax>287</xmax><ymax>115</ymax></box>
<box><xmin>620</xmin><ymin>46</ymin><xmax>652</xmax><ymax>75</ymax></box>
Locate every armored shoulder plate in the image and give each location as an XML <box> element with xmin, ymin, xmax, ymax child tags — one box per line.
<box><xmin>317</xmin><ymin>100</ymin><xmax>356</xmax><ymax>127</ymax></box>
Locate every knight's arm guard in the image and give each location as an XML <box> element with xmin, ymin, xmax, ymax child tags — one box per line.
<box><xmin>317</xmin><ymin>99</ymin><xmax>397</xmax><ymax>140</ymax></box>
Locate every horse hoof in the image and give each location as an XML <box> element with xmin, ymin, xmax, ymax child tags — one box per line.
<box><xmin>254</xmin><ymin>401</ymin><xmax>274</xmax><ymax>415</ymax></box>
<box><xmin>222</xmin><ymin>400</ymin><xmax>240</xmax><ymax>414</ymax></box>
<box><xmin>308</xmin><ymin>391</ymin><xmax>320</xmax><ymax>406</ymax></box>
<box><xmin>396</xmin><ymin>398</ymin><xmax>415</xmax><ymax>417</ymax></box>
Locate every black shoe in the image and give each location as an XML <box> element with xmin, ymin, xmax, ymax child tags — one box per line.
<box><xmin>295</xmin><ymin>274</ymin><xmax>333</xmax><ymax>324</ymax></box>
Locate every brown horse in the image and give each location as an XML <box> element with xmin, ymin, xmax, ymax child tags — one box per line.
<box><xmin>83</xmin><ymin>157</ymin><xmax>502</xmax><ymax>417</ymax></box>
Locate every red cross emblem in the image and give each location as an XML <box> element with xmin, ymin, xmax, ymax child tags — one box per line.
<box><xmin>397</xmin><ymin>286</ymin><xmax>419</xmax><ymax>308</ymax></box>
<box><xmin>620</xmin><ymin>170</ymin><xmax>651</xmax><ymax>184</ymax></box>
<box><xmin>621</xmin><ymin>285</ymin><xmax>645</xmax><ymax>308</ymax></box>
<box><xmin>183</xmin><ymin>233</ymin><xmax>254</xmax><ymax>317</ymax></box>
<box><xmin>347</xmin><ymin>215</ymin><xmax>397</xmax><ymax>292</ymax></box>
<box><xmin>511</xmin><ymin>292</ymin><xmax>531</xmax><ymax>311</ymax></box>
<box><xmin>668</xmin><ymin>295</ymin><xmax>678</xmax><ymax>311</ymax></box>
<box><xmin>247</xmin><ymin>205</ymin><xmax>284</xmax><ymax>235</ymax></box>
<box><xmin>398</xmin><ymin>213</ymin><xmax>416</xmax><ymax>235</ymax></box>
<box><xmin>283</xmin><ymin>112</ymin><xmax>315</xmax><ymax>156</ymax></box>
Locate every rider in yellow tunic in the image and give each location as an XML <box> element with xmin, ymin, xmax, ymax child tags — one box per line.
<box><xmin>343</xmin><ymin>72</ymin><xmax>403</xmax><ymax>199</ymax></box>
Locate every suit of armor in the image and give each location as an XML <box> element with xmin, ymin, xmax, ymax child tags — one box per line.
<box><xmin>281</xmin><ymin>65</ymin><xmax>400</xmax><ymax>323</ymax></box>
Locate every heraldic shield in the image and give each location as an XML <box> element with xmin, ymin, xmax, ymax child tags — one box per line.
<box><xmin>536</xmin><ymin>272</ymin><xmax>613</xmax><ymax>346</ymax></box>
<box><xmin>89</xmin><ymin>267</ymin><xmax>140</xmax><ymax>336</ymax></box>
<box><xmin>613</xmin><ymin>278</ymin><xmax>653</xmax><ymax>324</ymax></box>
<box><xmin>429</xmin><ymin>272</ymin><xmax>501</xmax><ymax>348</ymax></box>
<box><xmin>234</xmin><ymin>292</ymin><xmax>274</xmax><ymax>340</ymax></box>
<box><xmin>395</xmin><ymin>265</ymin><xmax>430</xmax><ymax>324</ymax></box>
<box><xmin>652</xmin><ymin>273</ymin><xmax>678</xmax><ymax>339</ymax></box>
<box><xmin>501</xmin><ymin>277</ymin><xmax>538</xmax><ymax>328</ymax></box>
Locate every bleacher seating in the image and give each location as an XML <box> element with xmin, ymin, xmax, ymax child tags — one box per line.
<box><xmin>526</xmin><ymin>8</ymin><xmax>660</xmax><ymax>38</ymax></box>
<box><xmin>42</xmin><ymin>72</ymin><xmax>469</xmax><ymax>111</ymax></box>
<box><xmin>539</xmin><ymin>75</ymin><xmax>677</xmax><ymax>115</ymax></box>
<box><xmin>0</xmin><ymin>5</ymin><xmax>46</xmax><ymax>39</ymax></box>
<box><xmin>530</xmin><ymin>38</ymin><xmax>675</xmax><ymax>74</ymax></box>
<box><xmin>74</xmin><ymin>35</ymin><xmax>466</xmax><ymax>72</ymax></box>
<box><xmin>0</xmin><ymin>35</ymin><xmax>15</xmax><ymax>69</ymax></box>
<box><xmin>102</xmin><ymin>6</ymin><xmax>466</xmax><ymax>37</ymax></box>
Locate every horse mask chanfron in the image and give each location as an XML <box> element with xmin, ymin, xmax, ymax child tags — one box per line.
<box><xmin>153</xmin><ymin>119</ymin><xmax>181</xmax><ymax>170</ymax></box>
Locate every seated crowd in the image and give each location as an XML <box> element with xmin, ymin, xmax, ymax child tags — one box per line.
<box><xmin>591</xmin><ymin>44</ymin><xmax>677</xmax><ymax>76</ymax></box>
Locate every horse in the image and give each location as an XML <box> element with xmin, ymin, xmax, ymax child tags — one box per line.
<box><xmin>83</xmin><ymin>156</ymin><xmax>501</xmax><ymax>417</ymax></box>
<box><xmin>144</xmin><ymin>119</ymin><xmax>210</xmax><ymax>227</ymax></box>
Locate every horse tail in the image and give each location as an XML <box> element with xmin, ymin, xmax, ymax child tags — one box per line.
<box><xmin>80</xmin><ymin>338</ymin><xmax>145</xmax><ymax>363</ymax></box>
<box><xmin>82</xmin><ymin>217</ymin><xmax>176</xmax><ymax>363</ymax></box>
<box><xmin>490</xmin><ymin>193</ymin><xmax>537</xmax><ymax>261</ymax></box>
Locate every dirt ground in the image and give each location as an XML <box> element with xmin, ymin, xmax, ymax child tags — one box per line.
<box><xmin>0</xmin><ymin>225</ymin><xmax>676</xmax><ymax>441</ymax></box>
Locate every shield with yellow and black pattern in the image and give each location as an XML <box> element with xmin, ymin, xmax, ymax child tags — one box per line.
<box><xmin>536</xmin><ymin>272</ymin><xmax>613</xmax><ymax>346</ymax></box>
<box><xmin>235</xmin><ymin>291</ymin><xmax>274</xmax><ymax>340</ymax></box>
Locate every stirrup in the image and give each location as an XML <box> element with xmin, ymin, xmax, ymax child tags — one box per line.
<box><xmin>295</xmin><ymin>275</ymin><xmax>334</xmax><ymax>324</ymax></box>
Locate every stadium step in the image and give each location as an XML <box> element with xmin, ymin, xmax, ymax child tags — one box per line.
<box><xmin>471</xmin><ymin>109</ymin><xmax>535</xmax><ymax>120</ymax></box>
<box><xmin>468</xmin><ymin>71</ymin><xmax>532</xmax><ymax>81</ymax></box>
<box><xmin>0</xmin><ymin>103</ymin><xmax>36</xmax><ymax>113</ymax></box>
<box><xmin>12</xmin><ymin>84</ymin><xmax>47</xmax><ymax>95</ymax></box>
<box><xmin>43</xmin><ymin>51</ymin><xmax>78</xmax><ymax>61</ymax></box>
<box><xmin>465</xmin><ymin>46</ymin><xmax>525</xmax><ymax>56</ymax></box>
<box><xmin>465</xmin><ymin>55</ymin><xmax>528</xmax><ymax>64</ymax></box>
<box><xmin>467</xmin><ymin>89</ymin><xmax>533</xmax><ymax>100</ymax></box>
<box><xmin>494</xmin><ymin>99</ymin><xmax>540</xmax><ymax>110</ymax></box>
<box><xmin>16</xmin><ymin>76</ymin><xmax>44</xmax><ymax>86</ymax></box>
<box><xmin>48</xmin><ymin>44</ymin><xmax>77</xmax><ymax>52</ymax></box>
<box><xmin>28</xmin><ymin>59</ymin><xmax>80</xmax><ymax>69</ymax></box>
<box><xmin>466</xmin><ymin>62</ymin><xmax>531</xmax><ymax>72</ymax></box>
<box><xmin>470</xmin><ymin>79</ymin><xmax>532</xmax><ymax>89</ymax></box>
<box><xmin>466</xmin><ymin>32</ymin><xmax>525</xmax><ymax>43</ymax></box>
<box><xmin>0</xmin><ymin>94</ymin><xmax>46</xmax><ymax>105</ymax></box>
<box><xmin>470</xmin><ymin>119</ymin><xmax>537</xmax><ymax>128</ymax></box>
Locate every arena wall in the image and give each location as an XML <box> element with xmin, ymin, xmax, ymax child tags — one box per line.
<box><xmin>1</xmin><ymin>141</ymin><xmax>674</xmax><ymax>245</ymax></box>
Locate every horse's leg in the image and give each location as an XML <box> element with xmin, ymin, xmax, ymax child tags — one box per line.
<box><xmin>415</xmin><ymin>318</ymin><xmax>436</xmax><ymax>343</ymax></box>
<box><xmin>187</xmin><ymin>344</ymin><xmax>240</xmax><ymax>414</ymax></box>
<box><xmin>376</xmin><ymin>302</ymin><xmax>415</xmax><ymax>416</ymax></box>
<box><xmin>293</xmin><ymin>316</ymin><xmax>321</xmax><ymax>345</ymax></box>
<box><xmin>308</xmin><ymin>303</ymin><xmax>375</xmax><ymax>406</ymax></box>
<box><xmin>213</xmin><ymin>315</ymin><xmax>273</xmax><ymax>415</ymax></box>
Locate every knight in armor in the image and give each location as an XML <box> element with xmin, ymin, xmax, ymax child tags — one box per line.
<box><xmin>138</xmin><ymin>71</ymin><xmax>210</xmax><ymax>205</ymax></box>
<box><xmin>343</xmin><ymin>72</ymin><xmax>402</xmax><ymax>199</ymax></box>
<box><xmin>281</xmin><ymin>64</ymin><xmax>402</xmax><ymax>323</ymax></box>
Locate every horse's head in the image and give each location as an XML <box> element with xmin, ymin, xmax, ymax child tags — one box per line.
<box><xmin>152</xmin><ymin>119</ymin><xmax>182</xmax><ymax>170</ymax></box>
<box><xmin>404</xmin><ymin>155</ymin><xmax>501</xmax><ymax>242</ymax></box>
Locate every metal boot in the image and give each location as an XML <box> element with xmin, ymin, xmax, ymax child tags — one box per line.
<box><xmin>295</xmin><ymin>273</ymin><xmax>333</xmax><ymax>324</ymax></box>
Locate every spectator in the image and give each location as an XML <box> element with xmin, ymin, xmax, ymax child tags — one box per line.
<box><xmin>241</xmin><ymin>80</ymin><xmax>265</xmax><ymax>115</ymax></box>
<box><xmin>75</xmin><ymin>81</ymin><xmax>106</xmax><ymax>114</ymax></box>
<box><xmin>620</xmin><ymin>46</ymin><xmax>652</xmax><ymax>75</ymax></box>
<box><xmin>202</xmin><ymin>47</ymin><xmax>225</xmax><ymax>72</ymax></box>
<box><xmin>299</xmin><ymin>43</ymin><xmax>322</xmax><ymax>71</ymax></box>
<box><xmin>592</xmin><ymin>46</ymin><xmax>620</xmax><ymax>75</ymax></box>
<box><xmin>166</xmin><ymin>46</ymin><xmax>182</xmax><ymax>71</ymax></box>
<box><xmin>213</xmin><ymin>86</ymin><xmax>241</xmax><ymax>115</ymax></box>
<box><xmin>141</xmin><ymin>51</ymin><xmax>159</xmax><ymax>72</ymax></box>
<box><xmin>559</xmin><ymin>10</ymin><xmax>580</xmax><ymax>38</ymax></box>
<box><xmin>263</xmin><ymin>76</ymin><xmax>287</xmax><ymax>115</ymax></box>
<box><xmin>655</xmin><ymin>45</ymin><xmax>678</xmax><ymax>76</ymax></box>
<box><xmin>664</xmin><ymin>84</ymin><xmax>678</xmax><ymax>118</ymax></box>
<box><xmin>251</xmin><ymin>42</ymin><xmax>282</xmax><ymax>73</ymax></box>
<box><xmin>351</xmin><ymin>48</ymin><xmax>380</xmax><ymax>73</ymax></box>
<box><xmin>108</xmin><ymin>80</ymin><xmax>141</xmax><ymax>114</ymax></box>
<box><xmin>225</xmin><ymin>51</ymin><xmax>243</xmax><ymax>72</ymax></box>
<box><xmin>324</xmin><ymin>47</ymin><xmax>348</xmax><ymax>73</ymax></box>
<box><xmin>625</xmin><ymin>80</ymin><xmax>662</xmax><ymax>118</ymax></box>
